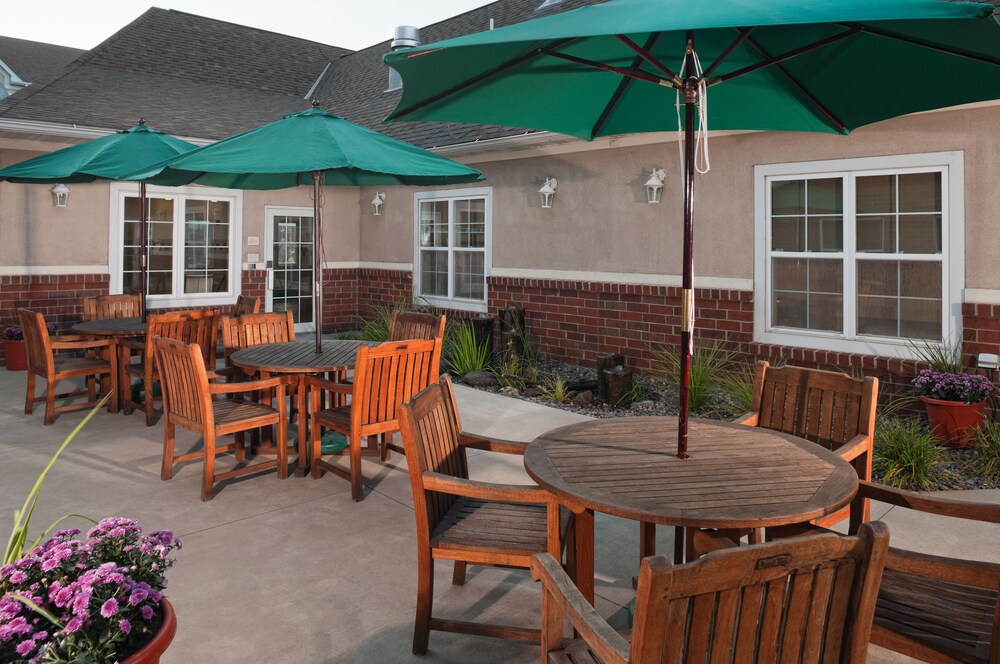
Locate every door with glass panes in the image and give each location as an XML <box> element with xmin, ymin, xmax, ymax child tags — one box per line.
<box><xmin>264</xmin><ymin>207</ymin><xmax>314</xmax><ymax>333</ymax></box>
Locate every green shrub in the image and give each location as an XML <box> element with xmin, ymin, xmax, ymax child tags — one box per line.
<box><xmin>873</xmin><ymin>417</ymin><xmax>947</xmax><ymax>490</ymax></box>
<box><xmin>540</xmin><ymin>376</ymin><xmax>571</xmax><ymax>404</ymax></box>
<box><xmin>970</xmin><ymin>419</ymin><xmax>1000</xmax><ymax>481</ymax></box>
<box><xmin>650</xmin><ymin>340</ymin><xmax>737</xmax><ymax>413</ymax></box>
<box><xmin>716</xmin><ymin>362</ymin><xmax>757</xmax><ymax>414</ymax></box>
<box><xmin>908</xmin><ymin>336</ymin><xmax>965</xmax><ymax>374</ymax></box>
<box><xmin>491</xmin><ymin>350</ymin><xmax>525</xmax><ymax>390</ymax></box>
<box><xmin>446</xmin><ymin>321</ymin><xmax>489</xmax><ymax>376</ymax></box>
<box><xmin>358</xmin><ymin>300</ymin><xmax>407</xmax><ymax>341</ymax></box>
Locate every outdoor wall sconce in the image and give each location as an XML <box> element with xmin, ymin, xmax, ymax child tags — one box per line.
<box><xmin>371</xmin><ymin>191</ymin><xmax>386</xmax><ymax>215</ymax></box>
<box><xmin>50</xmin><ymin>183</ymin><xmax>70</xmax><ymax>208</ymax></box>
<box><xmin>645</xmin><ymin>168</ymin><xmax>665</xmax><ymax>204</ymax></box>
<box><xmin>538</xmin><ymin>177</ymin><xmax>557</xmax><ymax>208</ymax></box>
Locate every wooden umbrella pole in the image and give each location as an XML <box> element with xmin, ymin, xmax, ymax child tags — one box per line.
<box><xmin>312</xmin><ymin>171</ymin><xmax>323</xmax><ymax>354</ymax></box>
<box><xmin>677</xmin><ymin>35</ymin><xmax>698</xmax><ymax>459</ymax></box>
<box><xmin>139</xmin><ymin>181</ymin><xmax>148</xmax><ymax>322</ymax></box>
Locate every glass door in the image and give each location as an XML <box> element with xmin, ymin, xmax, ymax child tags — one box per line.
<box><xmin>265</xmin><ymin>207</ymin><xmax>314</xmax><ymax>333</ymax></box>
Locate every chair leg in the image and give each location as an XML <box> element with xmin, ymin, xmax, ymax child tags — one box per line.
<box><xmin>161</xmin><ymin>422</ymin><xmax>175</xmax><ymax>481</ymax></box>
<box><xmin>380</xmin><ymin>432</ymin><xmax>391</xmax><ymax>462</ymax></box>
<box><xmin>44</xmin><ymin>381</ymin><xmax>56</xmax><ymax>425</ymax></box>
<box><xmin>201</xmin><ymin>432</ymin><xmax>216</xmax><ymax>501</ymax></box>
<box><xmin>234</xmin><ymin>432</ymin><xmax>246</xmax><ymax>463</ymax></box>
<box><xmin>24</xmin><ymin>372</ymin><xmax>35</xmax><ymax>414</ymax></box>
<box><xmin>144</xmin><ymin>378</ymin><xmax>155</xmax><ymax>427</ymax></box>
<box><xmin>277</xmin><ymin>409</ymin><xmax>288</xmax><ymax>480</ymax></box>
<box><xmin>87</xmin><ymin>375</ymin><xmax>96</xmax><ymax>401</ymax></box>
<box><xmin>350</xmin><ymin>434</ymin><xmax>364</xmax><ymax>502</ymax></box>
<box><xmin>413</xmin><ymin>550</ymin><xmax>434</xmax><ymax>655</ymax></box>
<box><xmin>451</xmin><ymin>561</ymin><xmax>466</xmax><ymax>586</ymax></box>
<box><xmin>311</xmin><ymin>416</ymin><xmax>323</xmax><ymax>480</ymax></box>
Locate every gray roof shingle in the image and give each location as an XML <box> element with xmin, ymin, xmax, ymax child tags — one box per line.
<box><xmin>0</xmin><ymin>36</ymin><xmax>84</xmax><ymax>87</ymax></box>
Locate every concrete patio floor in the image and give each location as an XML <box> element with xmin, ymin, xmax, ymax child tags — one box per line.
<box><xmin>1</xmin><ymin>367</ymin><xmax>997</xmax><ymax>663</ymax></box>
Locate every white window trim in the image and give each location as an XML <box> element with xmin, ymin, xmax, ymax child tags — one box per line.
<box><xmin>264</xmin><ymin>205</ymin><xmax>315</xmax><ymax>334</ymax></box>
<box><xmin>413</xmin><ymin>186</ymin><xmax>492</xmax><ymax>314</ymax></box>
<box><xmin>108</xmin><ymin>183</ymin><xmax>244</xmax><ymax>308</ymax></box>
<box><xmin>753</xmin><ymin>151</ymin><xmax>964</xmax><ymax>360</ymax></box>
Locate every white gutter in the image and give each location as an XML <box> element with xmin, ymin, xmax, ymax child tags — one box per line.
<box><xmin>0</xmin><ymin>118</ymin><xmax>214</xmax><ymax>145</ymax></box>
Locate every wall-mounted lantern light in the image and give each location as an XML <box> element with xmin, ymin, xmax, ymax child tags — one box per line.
<box><xmin>645</xmin><ymin>168</ymin><xmax>665</xmax><ymax>204</ymax></box>
<box><xmin>538</xmin><ymin>177</ymin><xmax>557</xmax><ymax>209</ymax></box>
<box><xmin>371</xmin><ymin>191</ymin><xmax>386</xmax><ymax>215</ymax></box>
<box><xmin>50</xmin><ymin>183</ymin><xmax>70</xmax><ymax>208</ymax></box>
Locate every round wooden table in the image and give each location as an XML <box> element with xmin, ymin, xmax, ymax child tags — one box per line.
<box><xmin>72</xmin><ymin>317</ymin><xmax>146</xmax><ymax>413</ymax></box>
<box><xmin>230</xmin><ymin>339</ymin><xmax>376</xmax><ymax>475</ymax></box>
<box><xmin>525</xmin><ymin>416</ymin><xmax>858</xmax><ymax>603</ymax></box>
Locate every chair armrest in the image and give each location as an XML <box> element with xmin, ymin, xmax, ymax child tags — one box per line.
<box><xmin>531</xmin><ymin>552</ymin><xmax>629</xmax><ymax>664</ymax></box>
<box><xmin>122</xmin><ymin>339</ymin><xmax>146</xmax><ymax>351</ymax></box>
<box><xmin>422</xmin><ymin>471</ymin><xmax>553</xmax><ymax>504</ymax></box>
<box><xmin>857</xmin><ymin>480</ymin><xmax>1000</xmax><ymax>523</ymax></box>
<box><xmin>689</xmin><ymin>529</ymin><xmax>741</xmax><ymax>557</ymax></box>
<box><xmin>304</xmin><ymin>375</ymin><xmax>352</xmax><ymax>395</ymax></box>
<box><xmin>886</xmin><ymin>546</ymin><xmax>1000</xmax><ymax>589</ymax></box>
<box><xmin>209</xmin><ymin>376</ymin><xmax>290</xmax><ymax>395</ymax></box>
<box><xmin>52</xmin><ymin>334</ymin><xmax>92</xmax><ymax>342</ymax></box>
<box><xmin>51</xmin><ymin>338</ymin><xmax>111</xmax><ymax>350</ymax></box>
<box><xmin>836</xmin><ymin>433</ymin><xmax>872</xmax><ymax>463</ymax></box>
<box><xmin>458</xmin><ymin>432</ymin><xmax>529</xmax><ymax>455</ymax></box>
<box><xmin>733</xmin><ymin>411</ymin><xmax>758</xmax><ymax>426</ymax></box>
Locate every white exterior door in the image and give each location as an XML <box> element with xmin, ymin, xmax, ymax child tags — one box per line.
<box><xmin>264</xmin><ymin>206</ymin><xmax>315</xmax><ymax>334</ymax></box>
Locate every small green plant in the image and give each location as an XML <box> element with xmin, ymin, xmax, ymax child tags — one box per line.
<box><xmin>446</xmin><ymin>321</ymin><xmax>490</xmax><ymax>376</ymax></box>
<box><xmin>623</xmin><ymin>380</ymin><xmax>648</xmax><ymax>405</ymax></box>
<box><xmin>716</xmin><ymin>362</ymin><xmax>757</xmax><ymax>413</ymax></box>
<box><xmin>358</xmin><ymin>300</ymin><xmax>407</xmax><ymax>341</ymax></box>
<box><xmin>970</xmin><ymin>419</ymin><xmax>1000</xmax><ymax>481</ymax></box>
<box><xmin>492</xmin><ymin>349</ymin><xmax>525</xmax><ymax>390</ymax></box>
<box><xmin>651</xmin><ymin>339</ymin><xmax>737</xmax><ymax>413</ymax></box>
<box><xmin>873</xmin><ymin>416</ymin><xmax>948</xmax><ymax>490</ymax></box>
<box><xmin>908</xmin><ymin>336</ymin><xmax>965</xmax><ymax>374</ymax></box>
<box><xmin>540</xmin><ymin>375</ymin><xmax>571</xmax><ymax>404</ymax></box>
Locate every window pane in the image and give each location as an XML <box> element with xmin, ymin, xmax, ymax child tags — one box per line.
<box><xmin>900</xmin><ymin>261</ymin><xmax>940</xmax><ymax>299</ymax></box>
<box><xmin>420</xmin><ymin>250</ymin><xmax>448</xmax><ymax>297</ymax></box>
<box><xmin>856</xmin><ymin>214</ymin><xmax>896</xmax><ymax>253</ymax></box>
<box><xmin>900</xmin><ymin>299</ymin><xmax>941</xmax><ymax>341</ymax></box>
<box><xmin>807</xmin><ymin>178</ymin><xmax>842</xmax><ymax>215</ymax></box>
<box><xmin>122</xmin><ymin>196</ymin><xmax>173</xmax><ymax>296</ymax></box>
<box><xmin>455</xmin><ymin>199</ymin><xmax>486</xmax><ymax>248</ymax></box>
<box><xmin>898</xmin><ymin>214</ymin><xmax>941</xmax><ymax>254</ymax></box>
<box><xmin>771</xmin><ymin>258</ymin><xmax>842</xmax><ymax>333</ymax></box>
<box><xmin>772</xmin><ymin>258</ymin><xmax>806</xmax><ymax>291</ymax></box>
<box><xmin>857</xmin><ymin>260</ymin><xmax>898</xmax><ymax>296</ymax></box>
<box><xmin>771</xmin><ymin>180</ymin><xmax>804</xmax><ymax>215</ymax></box>
<box><xmin>772</xmin><ymin>217</ymin><xmax>804</xmax><ymax>251</ymax></box>
<box><xmin>856</xmin><ymin>260</ymin><xmax>942</xmax><ymax>340</ymax></box>
<box><xmin>857</xmin><ymin>175</ymin><xmax>896</xmax><ymax>214</ymax></box>
<box><xmin>806</xmin><ymin>216</ymin><xmax>842</xmax><ymax>252</ymax></box>
<box><xmin>898</xmin><ymin>172</ymin><xmax>941</xmax><ymax>213</ymax></box>
<box><xmin>183</xmin><ymin>199</ymin><xmax>229</xmax><ymax>294</ymax></box>
<box><xmin>419</xmin><ymin>201</ymin><xmax>449</xmax><ymax>248</ymax></box>
<box><xmin>809</xmin><ymin>294</ymin><xmax>843</xmax><ymax>332</ymax></box>
<box><xmin>454</xmin><ymin>251</ymin><xmax>485</xmax><ymax>300</ymax></box>
<box><xmin>149</xmin><ymin>198</ymin><xmax>173</xmax><ymax>221</ymax></box>
<box><xmin>858</xmin><ymin>296</ymin><xmax>899</xmax><ymax>337</ymax></box>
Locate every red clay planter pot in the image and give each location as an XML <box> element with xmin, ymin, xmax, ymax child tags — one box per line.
<box><xmin>122</xmin><ymin>599</ymin><xmax>176</xmax><ymax>664</ymax></box>
<box><xmin>919</xmin><ymin>396</ymin><xmax>986</xmax><ymax>448</ymax></box>
<box><xmin>2</xmin><ymin>340</ymin><xmax>27</xmax><ymax>371</ymax></box>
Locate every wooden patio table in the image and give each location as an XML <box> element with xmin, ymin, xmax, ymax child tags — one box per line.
<box><xmin>72</xmin><ymin>316</ymin><xmax>146</xmax><ymax>413</ymax></box>
<box><xmin>525</xmin><ymin>416</ymin><xmax>859</xmax><ymax>604</ymax></box>
<box><xmin>230</xmin><ymin>339</ymin><xmax>377</xmax><ymax>476</ymax></box>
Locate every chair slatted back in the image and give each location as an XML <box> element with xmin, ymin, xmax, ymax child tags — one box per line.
<box><xmin>93</xmin><ymin>294</ymin><xmax>142</xmax><ymax>320</ymax></box>
<box><xmin>238</xmin><ymin>312</ymin><xmax>295</xmax><ymax>348</ymax></box>
<box><xmin>630</xmin><ymin>523</ymin><xmax>889</xmax><ymax>664</ymax></box>
<box><xmin>234</xmin><ymin>294</ymin><xmax>261</xmax><ymax>316</ymax></box>
<box><xmin>81</xmin><ymin>297</ymin><xmax>99</xmax><ymax>322</ymax></box>
<box><xmin>752</xmin><ymin>362</ymin><xmax>877</xmax><ymax>453</ymax></box>
<box><xmin>399</xmin><ymin>377</ymin><xmax>469</xmax><ymax>538</ymax></box>
<box><xmin>17</xmin><ymin>309</ymin><xmax>54</xmax><ymax>377</ymax></box>
<box><xmin>145</xmin><ymin>310</ymin><xmax>219</xmax><ymax>369</ymax></box>
<box><xmin>350</xmin><ymin>339</ymin><xmax>439</xmax><ymax>438</ymax></box>
<box><xmin>389</xmin><ymin>311</ymin><xmax>445</xmax><ymax>377</ymax></box>
<box><xmin>153</xmin><ymin>336</ymin><xmax>212</xmax><ymax>428</ymax></box>
<box><xmin>220</xmin><ymin>315</ymin><xmax>242</xmax><ymax>365</ymax></box>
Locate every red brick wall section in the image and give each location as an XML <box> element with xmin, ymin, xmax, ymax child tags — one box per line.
<box><xmin>963</xmin><ymin>302</ymin><xmax>1000</xmax><ymax>360</ymax></box>
<box><xmin>353</xmin><ymin>268</ymin><xmax>413</xmax><ymax>328</ymax></box>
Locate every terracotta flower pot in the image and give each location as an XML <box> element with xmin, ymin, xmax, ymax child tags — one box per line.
<box><xmin>919</xmin><ymin>396</ymin><xmax>986</xmax><ymax>448</ymax></box>
<box><xmin>122</xmin><ymin>599</ymin><xmax>177</xmax><ymax>664</ymax></box>
<box><xmin>2</xmin><ymin>339</ymin><xmax>27</xmax><ymax>371</ymax></box>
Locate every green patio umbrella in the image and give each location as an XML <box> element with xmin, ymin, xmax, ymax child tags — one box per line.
<box><xmin>128</xmin><ymin>104</ymin><xmax>483</xmax><ymax>352</ymax></box>
<box><xmin>383</xmin><ymin>0</ymin><xmax>1000</xmax><ymax>457</ymax></box>
<box><xmin>0</xmin><ymin>121</ymin><xmax>197</xmax><ymax>319</ymax></box>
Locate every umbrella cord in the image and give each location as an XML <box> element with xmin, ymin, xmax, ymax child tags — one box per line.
<box><xmin>675</xmin><ymin>50</ymin><xmax>711</xmax><ymax>179</ymax></box>
<box><xmin>310</xmin><ymin>183</ymin><xmax>330</xmax><ymax>288</ymax></box>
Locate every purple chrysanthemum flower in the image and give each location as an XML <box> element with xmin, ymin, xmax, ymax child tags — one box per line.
<box><xmin>118</xmin><ymin>619</ymin><xmax>131</xmax><ymax>635</ymax></box>
<box><xmin>99</xmin><ymin>598</ymin><xmax>118</xmax><ymax>618</ymax></box>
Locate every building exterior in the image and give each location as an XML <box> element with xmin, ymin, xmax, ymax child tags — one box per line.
<box><xmin>1</xmin><ymin>1</ymin><xmax>999</xmax><ymax>398</ymax></box>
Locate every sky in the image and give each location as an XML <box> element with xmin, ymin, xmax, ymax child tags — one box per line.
<box><xmin>3</xmin><ymin>1</ymin><xmax>497</xmax><ymax>51</ymax></box>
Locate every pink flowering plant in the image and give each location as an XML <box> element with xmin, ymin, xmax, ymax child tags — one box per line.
<box><xmin>912</xmin><ymin>369</ymin><xmax>996</xmax><ymax>403</ymax></box>
<box><xmin>1</xmin><ymin>323</ymin><xmax>56</xmax><ymax>341</ymax></box>
<box><xmin>0</xmin><ymin>519</ymin><xmax>180</xmax><ymax>663</ymax></box>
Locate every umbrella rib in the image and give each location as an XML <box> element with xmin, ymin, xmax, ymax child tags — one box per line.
<box><xmin>387</xmin><ymin>37</ymin><xmax>577</xmax><ymax>120</ymax></box>
<box><xmin>712</xmin><ymin>26</ymin><xmax>860</xmax><ymax>85</ymax></box>
<box><xmin>615</xmin><ymin>34</ymin><xmax>681</xmax><ymax>86</ymax></box>
<box><xmin>701</xmin><ymin>27</ymin><xmax>756</xmax><ymax>80</ymax></box>
<box><xmin>592</xmin><ymin>32</ymin><xmax>665</xmax><ymax>137</ymax></box>
<box><xmin>837</xmin><ymin>22</ymin><xmax>1000</xmax><ymax>69</ymax></box>
<box><xmin>541</xmin><ymin>48</ymin><xmax>676</xmax><ymax>87</ymax></box>
<box><xmin>741</xmin><ymin>36</ymin><xmax>848</xmax><ymax>134</ymax></box>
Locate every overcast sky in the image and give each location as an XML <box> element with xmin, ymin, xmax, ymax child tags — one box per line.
<box><xmin>4</xmin><ymin>1</ymin><xmax>496</xmax><ymax>51</ymax></box>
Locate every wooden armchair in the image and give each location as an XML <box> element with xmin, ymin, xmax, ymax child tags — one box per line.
<box><xmin>95</xmin><ymin>294</ymin><xmax>143</xmax><ymax>320</ymax></box>
<box><xmin>234</xmin><ymin>294</ymin><xmax>261</xmax><ymax>316</ymax></box>
<box><xmin>123</xmin><ymin>310</ymin><xmax>219</xmax><ymax>426</ymax></box>
<box><xmin>534</xmin><ymin>521</ymin><xmax>889</xmax><ymax>664</ymax></box>
<box><xmin>153</xmin><ymin>336</ymin><xmax>290</xmax><ymax>501</ymax></box>
<box><xmin>399</xmin><ymin>376</ymin><xmax>574</xmax><ymax>655</ymax></box>
<box><xmin>848</xmin><ymin>481</ymin><xmax>1000</xmax><ymax>664</ymax></box>
<box><xmin>18</xmin><ymin>309</ymin><xmax>115</xmax><ymax>424</ymax></box>
<box><xmin>306</xmin><ymin>338</ymin><xmax>439</xmax><ymax>501</ymax></box>
<box><xmin>219</xmin><ymin>311</ymin><xmax>295</xmax><ymax>379</ymax></box>
<box><xmin>389</xmin><ymin>310</ymin><xmax>446</xmax><ymax>342</ymax></box>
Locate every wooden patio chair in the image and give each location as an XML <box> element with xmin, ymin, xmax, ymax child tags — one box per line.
<box><xmin>306</xmin><ymin>338</ymin><xmax>439</xmax><ymax>501</ymax></box>
<box><xmin>219</xmin><ymin>311</ymin><xmax>295</xmax><ymax>379</ymax></box>
<box><xmin>398</xmin><ymin>376</ymin><xmax>574</xmax><ymax>655</ymax></box>
<box><xmin>389</xmin><ymin>310</ymin><xmax>446</xmax><ymax>342</ymax></box>
<box><xmin>217</xmin><ymin>294</ymin><xmax>261</xmax><ymax>359</ymax></box>
<box><xmin>18</xmin><ymin>309</ymin><xmax>116</xmax><ymax>425</ymax></box>
<box><xmin>94</xmin><ymin>294</ymin><xmax>143</xmax><ymax>320</ymax></box>
<box><xmin>81</xmin><ymin>296</ymin><xmax>98</xmax><ymax>322</ymax></box>
<box><xmin>847</xmin><ymin>481</ymin><xmax>1000</xmax><ymax>664</ymax></box>
<box><xmin>122</xmin><ymin>310</ymin><xmax>219</xmax><ymax>426</ymax></box>
<box><xmin>234</xmin><ymin>294</ymin><xmax>261</xmax><ymax>316</ymax></box>
<box><xmin>153</xmin><ymin>336</ymin><xmax>290</xmax><ymax>501</ymax></box>
<box><xmin>533</xmin><ymin>521</ymin><xmax>889</xmax><ymax>664</ymax></box>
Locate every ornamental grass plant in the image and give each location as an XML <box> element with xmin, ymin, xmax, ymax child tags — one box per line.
<box><xmin>873</xmin><ymin>417</ymin><xmax>948</xmax><ymax>490</ymax></box>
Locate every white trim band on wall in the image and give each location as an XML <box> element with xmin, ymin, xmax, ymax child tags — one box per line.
<box><xmin>322</xmin><ymin>261</ymin><xmax>413</xmax><ymax>271</ymax></box>
<box><xmin>0</xmin><ymin>265</ymin><xmax>110</xmax><ymax>276</ymax></box>
<box><xmin>964</xmin><ymin>289</ymin><xmax>1000</xmax><ymax>305</ymax></box>
<box><xmin>490</xmin><ymin>267</ymin><xmax>753</xmax><ymax>291</ymax></box>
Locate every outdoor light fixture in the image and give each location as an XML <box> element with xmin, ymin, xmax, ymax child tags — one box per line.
<box><xmin>371</xmin><ymin>191</ymin><xmax>386</xmax><ymax>215</ymax></box>
<box><xmin>50</xmin><ymin>183</ymin><xmax>70</xmax><ymax>208</ymax></box>
<box><xmin>538</xmin><ymin>177</ymin><xmax>557</xmax><ymax>209</ymax></box>
<box><xmin>645</xmin><ymin>168</ymin><xmax>665</xmax><ymax>204</ymax></box>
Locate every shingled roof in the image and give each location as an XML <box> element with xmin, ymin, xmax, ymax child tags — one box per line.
<box><xmin>0</xmin><ymin>36</ymin><xmax>84</xmax><ymax>88</ymax></box>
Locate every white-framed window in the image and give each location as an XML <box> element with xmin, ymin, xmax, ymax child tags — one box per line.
<box><xmin>413</xmin><ymin>186</ymin><xmax>492</xmax><ymax>313</ymax></box>
<box><xmin>108</xmin><ymin>183</ymin><xmax>243</xmax><ymax>308</ymax></box>
<box><xmin>754</xmin><ymin>151</ymin><xmax>964</xmax><ymax>359</ymax></box>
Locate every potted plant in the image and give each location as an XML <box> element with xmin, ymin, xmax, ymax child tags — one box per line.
<box><xmin>912</xmin><ymin>369</ymin><xmax>996</xmax><ymax>447</ymax></box>
<box><xmin>0</xmin><ymin>402</ymin><xmax>181</xmax><ymax>663</ymax></box>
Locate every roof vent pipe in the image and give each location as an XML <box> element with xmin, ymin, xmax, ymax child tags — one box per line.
<box><xmin>387</xmin><ymin>25</ymin><xmax>420</xmax><ymax>92</ymax></box>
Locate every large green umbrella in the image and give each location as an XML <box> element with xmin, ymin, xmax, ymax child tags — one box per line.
<box><xmin>128</xmin><ymin>104</ymin><xmax>483</xmax><ymax>351</ymax></box>
<box><xmin>0</xmin><ymin>121</ymin><xmax>197</xmax><ymax>319</ymax></box>
<box><xmin>384</xmin><ymin>0</ymin><xmax>1000</xmax><ymax>457</ymax></box>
